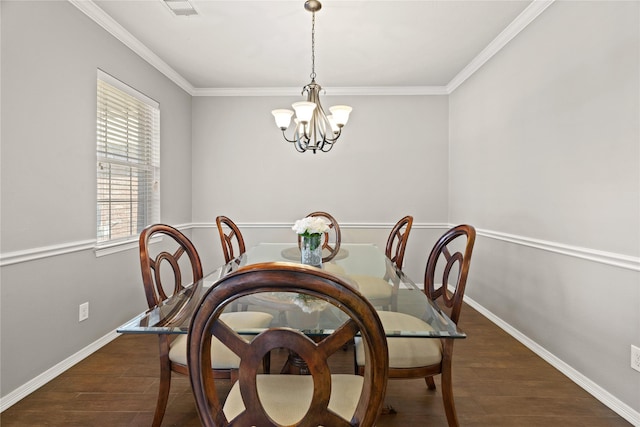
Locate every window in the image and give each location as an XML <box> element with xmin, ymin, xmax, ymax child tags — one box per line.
<box><xmin>96</xmin><ymin>70</ymin><xmax>160</xmax><ymax>245</ymax></box>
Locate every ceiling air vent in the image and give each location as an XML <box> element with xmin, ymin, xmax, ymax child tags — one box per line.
<box><xmin>163</xmin><ymin>0</ymin><xmax>198</xmax><ymax>17</ymax></box>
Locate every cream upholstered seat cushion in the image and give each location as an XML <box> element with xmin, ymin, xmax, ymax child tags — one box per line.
<box><xmin>355</xmin><ymin>311</ymin><xmax>442</xmax><ymax>368</ymax></box>
<box><xmin>169</xmin><ymin>312</ymin><xmax>273</xmax><ymax>369</ymax></box>
<box><xmin>223</xmin><ymin>374</ymin><xmax>364</xmax><ymax>425</ymax></box>
<box><xmin>350</xmin><ymin>275</ymin><xmax>392</xmax><ymax>302</ymax></box>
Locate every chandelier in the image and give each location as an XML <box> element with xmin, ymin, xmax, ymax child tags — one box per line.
<box><xmin>271</xmin><ymin>0</ymin><xmax>352</xmax><ymax>154</ymax></box>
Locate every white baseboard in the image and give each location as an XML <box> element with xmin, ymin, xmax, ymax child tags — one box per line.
<box><xmin>1</xmin><ymin>225</ymin><xmax>637</xmax><ymax>424</ymax></box>
<box><xmin>0</xmin><ymin>330</ymin><xmax>120</xmax><ymax>412</ymax></box>
<box><xmin>463</xmin><ymin>295</ymin><xmax>640</xmax><ymax>426</ymax></box>
<box><xmin>2</xmin><ymin>297</ymin><xmax>638</xmax><ymax>425</ymax></box>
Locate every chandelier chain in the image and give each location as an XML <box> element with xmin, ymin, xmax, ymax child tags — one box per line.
<box><xmin>310</xmin><ymin>11</ymin><xmax>316</xmax><ymax>81</ymax></box>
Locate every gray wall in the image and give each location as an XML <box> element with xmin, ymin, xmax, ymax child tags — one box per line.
<box><xmin>190</xmin><ymin>94</ymin><xmax>451</xmax><ymax>281</ymax></box>
<box><xmin>449</xmin><ymin>0</ymin><xmax>640</xmax><ymax>415</ymax></box>
<box><xmin>1</xmin><ymin>0</ymin><xmax>639</xmax><ymax>421</ymax></box>
<box><xmin>1</xmin><ymin>1</ymin><xmax>193</xmax><ymax>397</ymax></box>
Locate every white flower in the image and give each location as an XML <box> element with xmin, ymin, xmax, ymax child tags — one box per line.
<box><xmin>292</xmin><ymin>216</ymin><xmax>330</xmax><ymax>236</ymax></box>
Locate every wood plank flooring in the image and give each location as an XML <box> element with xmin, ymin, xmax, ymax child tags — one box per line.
<box><xmin>1</xmin><ymin>304</ymin><xmax>631</xmax><ymax>426</ymax></box>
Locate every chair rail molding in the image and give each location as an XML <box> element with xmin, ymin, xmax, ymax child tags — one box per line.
<box><xmin>0</xmin><ymin>239</ymin><xmax>96</xmax><ymax>267</ymax></box>
<box><xmin>0</xmin><ymin>224</ymin><xmax>192</xmax><ymax>266</ymax></box>
<box><xmin>476</xmin><ymin>228</ymin><xmax>640</xmax><ymax>272</ymax></box>
<box><xmin>2</xmin><ymin>223</ymin><xmax>638</xmax><ymax>272</ymax></box>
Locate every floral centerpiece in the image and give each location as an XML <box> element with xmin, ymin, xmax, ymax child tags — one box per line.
<box><xmin>292</xmin><ymin>216</ymin><xmax>329</xmax><ymax>268</ymax></box>
<box><xmin>292</xmin><ymin>216</ymin><xmax>330</xmax><ymax>239</ymax></box>
<box><xmin>289</xmin><ymin>216</ymin><xmax>330</xmax><ymax>317</ymax></box>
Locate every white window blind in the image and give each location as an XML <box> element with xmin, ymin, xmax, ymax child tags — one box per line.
<box><xmin>96</xmin><ymin>71</ymin><xmax>160</xmax><ymax>245</ymax></box>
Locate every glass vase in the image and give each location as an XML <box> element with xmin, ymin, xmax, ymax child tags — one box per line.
<box><xmin>300</xmin><ymin>233</ymin><xmax>322</xmax><ymax>268</ymax></box>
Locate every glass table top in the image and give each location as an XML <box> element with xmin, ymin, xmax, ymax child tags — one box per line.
<box><xmin>117</xmin><ymin>243</ymin><xmax>466</xmax><ymax>339</ymax></box>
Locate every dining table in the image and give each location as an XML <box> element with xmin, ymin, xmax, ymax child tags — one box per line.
<box><xmin>118</xmin><ymin>242</ymin><xmax>465</xmax><ymax>341</ymax></box>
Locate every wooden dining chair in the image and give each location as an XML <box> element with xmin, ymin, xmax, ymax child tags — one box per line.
<box><xmin>355</xmin><ymin>224</ymin><xmax>476</xmax><ymax>427</ymax></box>
<box><xmin>351</xmin><ymin>215</ymin><xmax>413</xmax><ymax>310</ymax></box>
<box><xmin>298</xmin><ymin>211</ymin><xmax>342</xmax><ymax>262</ymax></box>
<box><xmin>385</xmin><ymin>215</ymin><xmax>413</xmax><ymax>270</ymax></box>
<box><xmin>216</xmin><ymin>215</ymin><xmax>246</xmax><ymax>263</ymax></box>
<box><xmin>139</xmin><ymin>224</ymin><xmax>273</xmax><ymax>427</ymax></box>
<box><xmin>188</xmin><ymin>262</ymin><xmax>389</xmax><ymax>427</ymax></box>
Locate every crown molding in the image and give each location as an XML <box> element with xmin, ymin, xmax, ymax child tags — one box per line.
<box><xmin>329</xmin><ymin>86</ymin><xmax>449</xmax><ymax>97</ymax></box>
<box><xmin>68</xmin><ymin>0</ymin><xmax>195</xmax><ymax>95</ymax></box>
<box><xmin>192</xmin><ymin>87</ymin><xmax>303</xmax><ymax>97</ymax></box>
<box><xmin>446</xmin><ymin>0</ymin><xmax>555</xmax><ymax>93</ymax></box>
<box><xmin>192</xmin><ymin>86</ymin><xmax>449</xmax><ymax>97</ymax></box>
<box><xmin>71</xmin><ymin>0</ymin><xmax>553</xmax><ymax>98</ymax></box>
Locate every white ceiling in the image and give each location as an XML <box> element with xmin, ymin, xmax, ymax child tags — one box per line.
<box><xmin>75</xmin><ymin>0</ymin><xmax>552</xmax><ymax>95</ymax></box>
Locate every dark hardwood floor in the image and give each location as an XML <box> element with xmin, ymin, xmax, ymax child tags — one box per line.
<box><xmin>1</xmin><ymin>304</ymin><xmax>631</xmax><ymax>426</ymax></box>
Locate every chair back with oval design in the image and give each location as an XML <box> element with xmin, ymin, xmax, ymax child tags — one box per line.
<box><xmin>140</xmin><ymin>224</ymin><xmax>274</xmax><ymax>427</ymax></box>
<box><xmin>216</xmin><ymin>216</ymin><xmax>246</xmax><ymax>263</ymax></box>
<box><xmin>385</xmin><ymin>215</ymin><xmax>413</xmax><ymax>270</ymax></box>
<box><xmin>188</xmin><ymin>262</ymin><xmax>388</xmax><ymax>427</ymax></box>
<box><xmin>424</xmin><ymin>224</ymin><xmax>476</xmax><ymax>324</ymax></box>
<box><xmin>356</xmin><ymin>224</ymin><xmax>476</xmax><ymax>427</ymax></box>
<box><xmin>139</xmin><ymin>224</ymin><xmax>203</xmax><ymax>427</ymax></box>
<box><xmin>140</xmin><ymin>223</ymin><xmax>203</xmax><ymax>309</ymax></box>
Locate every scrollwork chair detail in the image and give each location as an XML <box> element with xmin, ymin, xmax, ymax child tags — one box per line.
<box><xmin>188</xmin><ymin>262</ymin><xmax>389</xmax><ymax>427</ymax></box>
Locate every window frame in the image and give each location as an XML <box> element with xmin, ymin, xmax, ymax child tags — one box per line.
<box><xmin>95</xmin><ymin>70</ymin><xmax>160</xmax><ymax>255</ymax></box>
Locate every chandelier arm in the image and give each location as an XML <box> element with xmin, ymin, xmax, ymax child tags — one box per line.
<box><xmin>323</xmin><ymin>128</ymin><xmax>342</xmax><ymax>143</ymax></box>
<box><xmin>281</xmin><ymin>130</ymin><xmax>300</xmax><ymax>144</ymax></box>
<box><xmin>320</xmin><ymin>142</ymin><xmax>334</xmax><ymax>153</ymax></box>
<box><xmin>295</xmin><ymin>137</ymin><xmax>309</xmax><ymax>153</ymax></box>
<box><xmin>282</xmin><ymin>127</ymin><xmax>320</xmax><ymax>155</ymax></box>
<box><xmin>306</xmin><ymin>83</ymin><xmax>333</xmax><ymax>145</ymax></box>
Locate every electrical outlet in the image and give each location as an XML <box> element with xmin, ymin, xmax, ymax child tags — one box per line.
<box><xmin>632</xmin><ymin>345</ymin><xmax>640</xmax><ymax>373</ymax></box>
<box><xmin>79</xmin><ymin>302</ymin><xmax>89</xmax><ymax>322</ymax></box>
